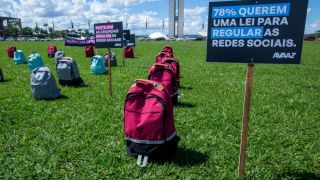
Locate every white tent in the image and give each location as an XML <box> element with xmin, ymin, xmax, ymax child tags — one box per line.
<box><xmin>149</xmin><ymin>32</ymin><xmax>169</xmax><ymax>40</ymax></box>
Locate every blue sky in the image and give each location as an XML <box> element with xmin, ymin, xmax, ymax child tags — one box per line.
<box><xmin>0</xmin><ymin>0</ymin><xmax>319</xmax><ymax>35</ymax></box>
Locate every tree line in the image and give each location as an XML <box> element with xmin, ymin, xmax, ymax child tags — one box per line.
<box><xmin>2</xmin><ymin>22</ymin><xmax>91</xmax><ymax>39</ymax></box>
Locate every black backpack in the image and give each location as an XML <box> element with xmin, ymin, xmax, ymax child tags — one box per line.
<box><xmin>0</xmin><ymin>68</ymin><xmax>4</xmax><ymax>82</ymax></box>
<box><xmin>56</xmin><ymin>57</ymin><xmax>84</xmax><ymax>86</ymax></box>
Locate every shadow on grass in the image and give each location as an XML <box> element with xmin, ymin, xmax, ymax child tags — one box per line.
<box><xmin>40</xmin><ymin>95</ymin><xmax>68</xmax><ymax>101</ymax></box>
<box><xmin>0</xmin><ymin>79</ymin><xmax>12</xmax><ymax>83</ymax></box>
<box><xmin>152</xmin><ymin>147</ymin><xmax>208</xmax><ymax>167</ymax></box>
<box><xmin>175</xmin><ymin>101</ymin><xmax>196</xmax><ymax>108</ymax></box>
<box><xmin>276</xmin><ymin>171</ymin><xmax>320</xmax><ymax>180</ymax></box>
<box><xmin>61</xmin><ymin>83</ymin><xmax>90</xmax><ymax>88</ymax></box>
<box><xmin>179</xmin><ymin>86</ymin><xmax>193</xmax><ymax>90</ymax></box>
<box><xmin>56</xmin><ymin>95</ymin><xmax>68</xmax><ymax>100</ymax></box>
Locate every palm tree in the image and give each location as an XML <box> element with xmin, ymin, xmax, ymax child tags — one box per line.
<box><xmin>43</xmin><ymin>23</ymin><xmax>49</xmax><ymax>34</ymax></box>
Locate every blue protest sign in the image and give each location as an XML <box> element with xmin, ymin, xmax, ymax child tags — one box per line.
<box><xmin>206</xmin><ymin>0</ymin><xmax>309</xmax><ymax>64</ymax></box>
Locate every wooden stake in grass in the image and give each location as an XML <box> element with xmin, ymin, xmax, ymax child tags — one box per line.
<box><xmin>123</xmin><ymin>46</ymin><xmax>125</xmax><ymax>67</ymax></box>
<box><xmin>107</xmin><ymin>48</ymin><xmax>112</xmax><ymax>96</ymax></box>
<box><xmin>238</xmin><ymin>63</ymin><xmax>254</xmax><ymax>180</ymax></box>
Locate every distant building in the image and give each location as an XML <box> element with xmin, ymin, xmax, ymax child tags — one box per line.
<box><xmin>168</xmin><ymin>0</ymin><xmax>184</xmax><ymax>38</ymax></box>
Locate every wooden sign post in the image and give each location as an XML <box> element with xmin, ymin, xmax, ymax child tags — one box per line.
<box><xmin>238</xmin><ymin>64</ymin><xmax>254</xmax><ymax>179</ymax></box>
<box><xmin>123</xmin><ymin>30</ymin><xmax>130</xmax><ymax>67</ymax></box>
<box><xmin>107</xmin><ymin>48</ymin><xmax>112</xmax><ymax>96</ymax></box>
<box><xmin>123</xmin><ymin>47</ymin><xmax>125</xmax><ymax>67</ymax></box>
<box><xmin>94</xmin><ymin>22</ymin><xmax>123</xmax><ymax>97</ymax></box>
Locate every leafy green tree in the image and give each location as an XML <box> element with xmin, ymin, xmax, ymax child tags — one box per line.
<box><xmin>48</xmin><ymin>27</ymin><xmax>54</xmax><ymax>38</ymax></box>
<box><xmin>84</xmin><ymin>29</ymin><xmax>90</xmax><ymax>36</ymax></box>
<box><xmin>43</xmin><ymin>23</ymin><xmax>49</xmax><ymax>33</ymax></box>
<box><xmin>21</xmin><ymin>27</ymin><xmax>33</xmax><ymax>36</ymax></box>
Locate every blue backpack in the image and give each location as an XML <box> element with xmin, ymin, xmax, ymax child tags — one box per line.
<box><xmin>28</xmin><ymin>53</ymin><xmax>45</xmax><ymax>71</ymax></box>
<box><xmin>14</xmin><ymin>50</ymin><xmax>26</xmax><ymax>64</ymax></box>
<box><xmin>91</xmin><ymin>55</ymin><xmax>107</xmax><ymax>75</ymax></box>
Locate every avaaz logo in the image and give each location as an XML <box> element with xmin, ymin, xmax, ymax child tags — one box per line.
<box><xmin>273</xmin><ymin>52</ymin><xmax>296</xmax><ymax>59</ymax></box>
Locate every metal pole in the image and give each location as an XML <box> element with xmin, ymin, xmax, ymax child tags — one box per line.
<box><xmin>107</xmin><ymin>48</ymin><xmax>112</xmax><ymax>96</ymax></box>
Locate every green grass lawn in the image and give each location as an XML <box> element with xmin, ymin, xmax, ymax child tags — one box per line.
<box><xmin>0</xmin><ymin>41</ymin><xmax>319</xmax><ymax>179</ymax></box>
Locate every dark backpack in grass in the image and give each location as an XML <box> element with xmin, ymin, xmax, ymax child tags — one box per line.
<box><xmin>0</xmin><ymin>68</ymin><xmax>4</xmax><ymax>82</ymax></box>
<box><xmin>56</xmin><ymin>57</ymin><xmax>84</xmax><ymax>86</ymax></box>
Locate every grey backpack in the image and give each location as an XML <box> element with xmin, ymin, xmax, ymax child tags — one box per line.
<box><xmin>54</xmin><ymin>51</ymin><xmax>65</xmax><ymax>63</ymax></box>
<box><xmin>104</xmin><ymin>52</ymin><xmax>117</xmax><ymax>67</ymax></box>
<box><xmin>56</xmin><ymin>57</ymin><xmax>84</xmax><ymax>86</ymax></box>
<box><xmin>0</xmin><ymin>68</ymin><xmax>4</xmax><ymax>82</ymax></box>
<box><xmin>31</xmin><ymin>67</ymin><xmax>60</xmax><ymax>100</ymax></box>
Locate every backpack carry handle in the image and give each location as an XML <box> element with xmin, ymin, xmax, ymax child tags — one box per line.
<box><xmin>154</xmin><ymin>63</ymin><xmax>169</xmax><ymax>69</ymax></box>
<box><xmin>62</xmin><ymin>57</ymin><xmax>73</xmax><ymax>61</ymax></box>
<box><xmin>162</xmin><ymin>57</ymin><xmax>178</xmax><ymax>63</ymax></box>
<box><xmin>136</xmin><ymin>155</ymin><xmax>148</xmax><ymax>168</ymax></box>
<box><xmin>135</xmin><ymin>79</ymin><xmax>164</xmax><ymax>91</ymax></box>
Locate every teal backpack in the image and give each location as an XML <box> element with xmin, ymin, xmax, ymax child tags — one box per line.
<box><xmin>28</xmin><ymin>53</ymin><xmax>45</xmax><ymax>71</ymax></box>
<box><xmin>91</xmin><ymin>55</ymin><xmax>107</xmax><ymax>75</ymax></box>
<box><xmin>14</xmin><ymin>50</ymin><xmax>27</xmax><ymax>64</ymax></box>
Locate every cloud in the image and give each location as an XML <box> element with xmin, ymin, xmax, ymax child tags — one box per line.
<box><xmin>305</xmin><ymin>19</ymin><xmax>320</xmax><ymax>34</ymax></box>
<box><xmin>307</xmin><ymin>8</ymin><xmax>311</xmax><ymax>15</ymax></box>
<box><xmin>184</xmin><ymin>6</ymin><xmax>208</xmax><ymax>34</ymax></box>
<box><xmin>106</xmin><ymin>0</ymin><xmax>160</xmax><ymax>7</ymax></box>
<box><xmin>185</xmin><ymin>6</ymin><xmax>207</xmax><ymax>17</ymax></box>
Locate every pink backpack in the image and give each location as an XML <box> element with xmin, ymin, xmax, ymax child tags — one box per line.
<box><xmin>148</xmin><ymin>63</ymin><xmax>178</xmax><ymax>103</ymax></box>
<box><xmin>124</xmin><ymin>79</ymin><xmax>179</xmax><ymax>167</ymax></box>
<box><xmin>161</xmin><ymin>57</ymin><xmax>180</xmax><ymax>89</ymax></box>
<box><xmin>125</xmin><ymin>46</ymin><xmax>134</xmax><ymax>58</ymax></box>
<box><xmin>48</xmin><ymin>45</ymin><xmax>57</xmax><ymax>58</ymax></box>
<box><xmin>162</xmin><ymin>45</ymin><xmax>174</xmax><ymax>58</ymax></box>
<box><xmin>155</xmin><ymin>51</ymin><xmax>169</xmax><ymax>64</ymax></box>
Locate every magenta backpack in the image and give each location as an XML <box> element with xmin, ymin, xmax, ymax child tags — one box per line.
<box><xmin>161</xmin><ymin>57</ymin><xmax>180</xmax><ymax>88</ymax></box>
<box><xmin>48</xmin><ymin>45</ymin><xmax>57</xmax><ymax>58</ymax></box>
<box><xmin>124</xmin><ymin>79</ymin><xmax>180</xmax><ymax>167</ymax></box>
<box><xmin>162</xmin><ymin>45</ymin><xmax>174</xmax><ymax>58</ymax></box>
<box><xmin>155</xmin><ymin>51</ymin><xmax>169</xmax><ymax>64</ymax></box>
<box><xmin>148</xmin><ymin>63</ymin><xmax>178</xmax><ymax>104</ymax></box>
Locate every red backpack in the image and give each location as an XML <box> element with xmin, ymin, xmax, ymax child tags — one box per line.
<box><xmin>125</xmin><ymin>46</ymin><xmax>134</xmax><ymax>58</ymax></box>
<box><xmin>148</xmin><ymin>63</ymin><xmax>178</xmax><ymax>103</ymax></box>
<box><xmin>7</xmin><ymin>46</ymin><xmax>16</xmax><ymax>58</ymax></box>
<box><xmin>48</xmin><ymin>45</ymin><xmax>57</xmax><ymax>58</ymax></box>
<box><xmin>124</xmin><ymin>79</ymin><xmax>179</xmax><ymax>167</ymax></box>
<box><xmin>85</xmin><ymin>46</ymin><xmax>94</xmax><ymax>57</ymax></box>
<box><xmin>161</xmin><ymin>57</ymin><xmax>180</xmax><ymax>88</ymax></box>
